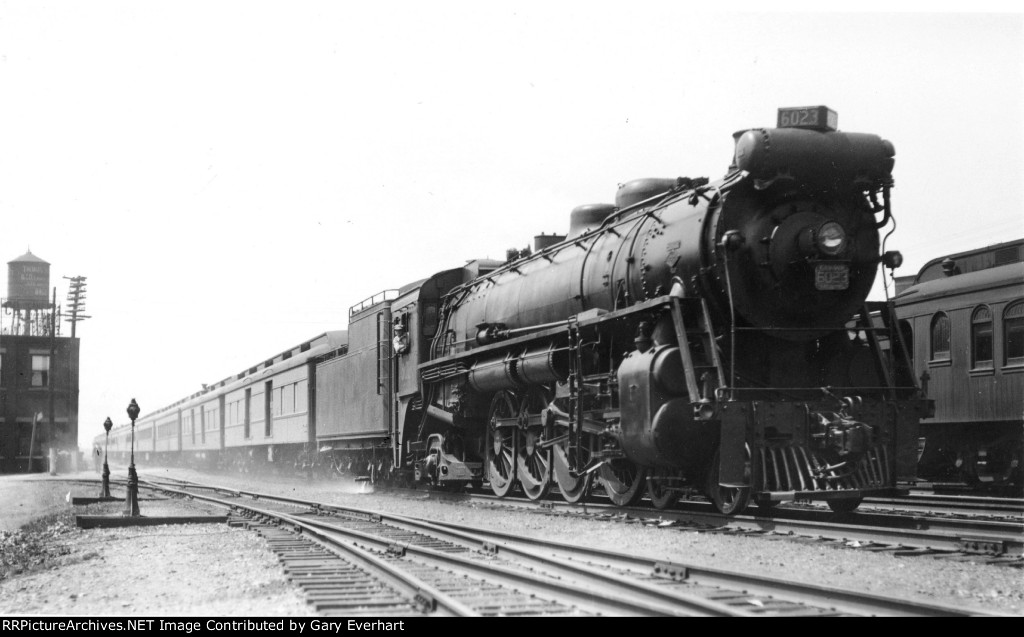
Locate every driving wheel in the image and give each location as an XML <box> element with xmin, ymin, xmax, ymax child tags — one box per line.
<box><xmin>647</xmin><ymin>466</ymin><xmax>681</xmax><ymax>510</ymax></box>
<box><xmin>599</xmin><ymin>458</ymin><xmax>648</xmax><ymax>507</ymax></box>
<box><xmin>485</xmin><ymin>391</ymin><xmax>517</xmax><ymax>497</ymax></box>
<box><xmin>517</xmin><ymin>389</ymin><xmax>552</xmax><ymax>501</ymax></box>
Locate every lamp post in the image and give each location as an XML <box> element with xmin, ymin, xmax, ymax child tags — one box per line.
<box><xmin>99</xmin><ymin>417</ymin><xmax>113</xmax><ymax>498</ymax></box>
<box><xmin>124</xmin><ymin>398</ymin><xmax>141</xmax><ymax>517</ymax></box>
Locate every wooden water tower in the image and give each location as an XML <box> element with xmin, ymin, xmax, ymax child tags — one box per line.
<box><xmin>3</xmin><ymin>250</ymin><xmax>52</xmax><ymax>336</ymax></box>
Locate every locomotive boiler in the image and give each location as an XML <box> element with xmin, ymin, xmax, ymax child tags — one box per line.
<box><xmin>412</xmin><ymin>106</ymin><xmax>930</xmax><ymax>514</ymax></box>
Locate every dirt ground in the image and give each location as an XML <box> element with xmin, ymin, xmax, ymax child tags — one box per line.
<box><xmin>0</xmin><ymin>471</ymin><xmax>310</xmax><ymax>616</ymax></box>
<box><xmin>0</xmin><ymin>473</ymin><xmax>87</xmax><ymax>533</ymax></box>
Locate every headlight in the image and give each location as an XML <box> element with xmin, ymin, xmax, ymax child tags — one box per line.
<box><xmin>816</xmin><ymin>221</ymin><xmax>847</xmax><ymax>256</ymax></box>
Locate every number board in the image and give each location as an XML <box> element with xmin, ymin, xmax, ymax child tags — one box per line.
<box><xmin>814</xmin><ymin>263</ymin><xmax>850</xmax><ymax>290</ymax></box>
<box><xmin>777</xmin><ymin>106</ymin><xmax>838</xmax><ymax>131</ymax></box>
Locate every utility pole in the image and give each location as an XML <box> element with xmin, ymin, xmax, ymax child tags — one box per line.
<box><xmin>49</xmin><ymin>287</ymin><xmax>56</xmax><ymax>463</ymax></box>
<box><xmin>63</xmin><ymin>276</ymin><xmax>89</xmax><ymax>338</ymax></box>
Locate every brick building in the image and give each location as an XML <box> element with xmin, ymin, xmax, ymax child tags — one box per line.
<box><xmin>0</xmin><ymin>251</ymin><xmax>80</xmax><ymax>473</ymax></box>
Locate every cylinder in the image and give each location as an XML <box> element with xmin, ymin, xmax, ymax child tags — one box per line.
<box><xmin>649</xmin><ymin>399</ymin><xmax>715</xmax><ymax>468</ymax></box>
<box><xmin>650</xmin><ymin>346</ymin><xmax>687</xmax><ymax>396</ymax></box>
<box><xmin>518</xmin><ymin>344</ymin><xmax>569</xmax><ymax>385</ymax></box>
<box><xmin>468</xmin><ymin>355</ymin><xmax>518</xmax><ymax>394</ymax></box>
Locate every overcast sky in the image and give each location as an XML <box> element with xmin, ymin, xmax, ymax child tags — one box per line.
<box><xmin>1</xmin><ymin>3</ymin><xmax>1021</xmax><ymax>448</ymax></box>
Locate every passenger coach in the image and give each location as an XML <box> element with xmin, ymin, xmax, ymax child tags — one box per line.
<box><xmin>895</xmin><ymin>239</ymin><xmax>1024</xmax><ymax>489</ymax></box>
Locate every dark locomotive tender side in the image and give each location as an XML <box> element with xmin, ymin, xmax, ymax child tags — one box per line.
<box><xmin>894</xmin><ymin>239</ymin><xmax>1024</xmax><ymax>492</ymax></box>
<box><xmin>101</xmin><ymin>106</ymin><xmax>931</xmax><ymax>515</ymax></box>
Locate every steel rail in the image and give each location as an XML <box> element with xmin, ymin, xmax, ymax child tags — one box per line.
<box><xmin>865</xmin><ymin>493</ymin><xmax>1024</xmax><ymax>515</ymax></box>
<box><xmin>142</xmin><ymin>480</ymin><xmax>740</xmax><ymax>616</ymax></box>
<box><xmin>419</xmin><ymin>516</ymin><xmax>996</xmax><ymax>617</ymax></box>
<box><xmin>100</xmin><ymin>476</ymin><xmax>1024</xmax><ymax>558</ymax></box>
<box><xmin>140</xmin><ymin>477</ymin><xmax>997</xmax><ymax>616</ymax></box>
<box><xmin>446</xmin><ymin>488</ymin><xmax>1023</xmax><ymax>554</ymax></box>
<box><xmin>139</xmin><ymin>480</ymin><xmax>477</xmax><ymax>617</ymax></box>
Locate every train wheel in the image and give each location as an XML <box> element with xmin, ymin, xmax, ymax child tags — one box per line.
<box><xmin>331</xmin><ymin>455</ymin><xmax>347</xmax><ymax>477</ymax></box>
<box><xmin>486</xmin><ymin>391</ymin><xmax>517</xmax><ymax>498</ymax></box>
<box><xmin>553</xmin><ymin>439</ymin><xmax>591</xmax><ymax>503</ymax></box>
<box><xmin>826</xmin><ymin>496</ymin><xmax>863</xmax><ymax>513</ymax></box>
<box><xmin>647</xmin><ymin>467</ymin><xmax>681</xmax><ymax>510</ymax></box>
<box><xmin>706</xmin><ymin>449</ymin><xmax>750</xmax><ymax>516</ymax></box>
<box><xmin>599</xmin><ymin>459</ymin><xmax>648</xmax><ymax>507</ymax></box>
<box><xmin>518</xmin><ymin>428</ymin><xmax>551</xmax><ymax>501</ymax></box>
<box><xmin>517</xmin><ymin>389</ymin><xmax>552</xmax><ymax>501</ymax></box>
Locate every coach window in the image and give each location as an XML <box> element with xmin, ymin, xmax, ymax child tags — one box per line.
<box><xmin>1005</xmin><ymin>301</ymin><xmax>1024</xmax><ymax>367</ymax></box>
<box><xmin>31</xmin><ymin>354</ymin><xmax>50</xmax><ymax>387</ymax></box>
<box><xmin>296</xmin><ymin>379</ymin><xmax>308</xmax><ymax>413</ymax></box>
<box><xmin>244</xmin><ymin>388</ymin><xmax>252</xmax><ymax>439</ymax></box>
<box><xmin>264</xmin><ymin>380</ymin><xmax>273</xmax><ymax>437</ymax></box>
<box><xmin>930</xmin><ymin>313</ymin><xmax>951</xmax><ymax>362</ymax></box>
<box><xmin>282</xmin><ymin>384</ymin><xmax>294</xmax><ymax>415</ymax></box>
<box><xmin>970</xmin><ymin>306</ymin><xmax>993</xmax><ymax>369</ymax></box>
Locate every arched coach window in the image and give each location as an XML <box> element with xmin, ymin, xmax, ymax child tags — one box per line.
<box><xmin>1005</xmin><ymin>301</ymin><xmax>1024</xmax><ymax>366</ymax></box>
<box><xmin>971</xmin><ymin>306</ymin><xmax>993</xmax><ymax>368</ymax></box>
<box><xmin>930</xmin><ymin>312</ymin><xmax>951</xmax><ymax>361</ymax></box>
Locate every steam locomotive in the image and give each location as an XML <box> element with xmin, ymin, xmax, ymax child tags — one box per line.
<box><xmin>100</xmin><ymin>106</ymin><xmax>930</xmax><ymax>515</ymax></box>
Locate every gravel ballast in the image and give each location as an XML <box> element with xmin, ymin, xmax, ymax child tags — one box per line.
<box><xmin>0</xmin><ymin>468</ymin><xmax>1020</xmax><ymax>617</ymax></box>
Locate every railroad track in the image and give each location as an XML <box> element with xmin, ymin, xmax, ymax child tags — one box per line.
<box><xmin>132</xmin><ymin>476</ymin><xmax>998</xmax><ymax>617</ymax></box>
<box><xmin>92</xmin><ymin>470</ymin><xmax>1023</xmax><ymax>566</ymax></box>
<box><xmin>864</xmin><ymin>492</ymin><xmax>1024</xmax><ymax>516</ymax></box>
<box><xmin>902</xmin><ymin>481</ymin><xmax>1024</xmax><ymax>500</ymax></box>
<box><xmin>67</xmin><ymin>469</ymin><xmax>1024</xmax><ymax>566</ymax></box>
<box><xmin>381</xmin><ymin>485</ymin><xmax>1024</xmax><ymax>566</ymax></box>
